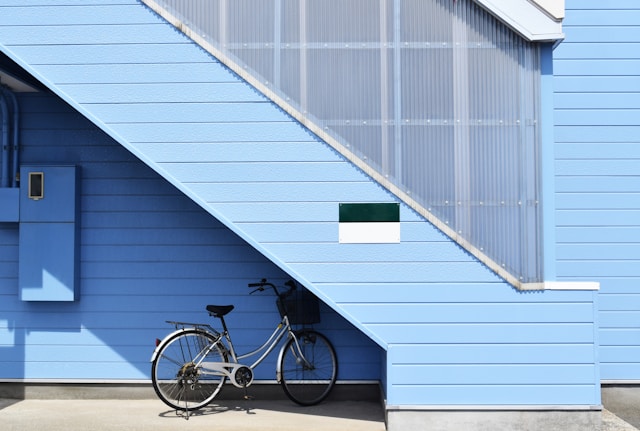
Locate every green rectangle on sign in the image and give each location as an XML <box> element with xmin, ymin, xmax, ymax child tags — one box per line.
<box><xmin>339</xmin><ymin>203</ymin><xmax>399</xmax><ymax>223</ymax></box>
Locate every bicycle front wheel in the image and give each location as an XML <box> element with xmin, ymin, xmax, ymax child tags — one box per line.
<box><xmin>278</xmin><ymin>330</ymin><xmax>337</xmax><ymax>406</ymax></box>
<box><xmin>151</xmin><ymin>329</ymin><xmax>227</xmax><ymax>411</ymax></box>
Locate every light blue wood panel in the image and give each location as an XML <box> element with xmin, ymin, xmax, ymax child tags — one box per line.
<box><xmin>343</xmin><ymin>303</ymin><xmax>594</xmax><ymax>324</ymax></box>
<box><xmin>600</xmin><ymin>346</ymin><xmax>640</xmax><ymax>362</ymax></box>
<box><xmin>157</xmin><ymin>162</ymin><xmax>364</xmax><ymax>183</ymax></box>
<box><xmin>0</xmin><ymin>0</ymin><xmax>134</xmax><ymax>4</ymax></box>
<box><xmin>204</xmin><ymin>202</ymin><xmax>337</xmax><ymax>223</ymax></box>
<box><xmin>20</xmin><ymin>363</ymin><xmax>148</xmax><ymax>380</ymax></box>
<box><xmin>558</xmin><ymin>244</ymin><xmax>640</xmax><ymax>260</ymax></box>
<box><xmin>372</xmin><ymin>323</ymin><xmax>596</xmax><ymax>344</ymax></box>
<box><xmin>81</xmin><ymin>261</ymin><xmax>278</xmax><ymax>280</ymax></box>
<box><xmin>599</xmin><ymin>294</ymin><xmax>640</xmax><ymax>311</ymax></box>
<box><xmin>555</xmin><ymin>93</ymin><xmax>640</xmax><ymax>109</ymax></box>
<box><xmin>554</xmin><ymin>76</ymin><xmax>640</xmax><ymax>93</ymax></box>
<box><xmin>321</xmin><ymin>283</ymin><xmax>596</xmax><ymax>303</ymax></box>
<box><xmin>556</xmin><ymin>209</ymin><xmax>640</xmax><ymax>227</ymax></box>
<box><xmin>24</xmin><ymin>345</ymin><xmax>150</xmax><ymax>363</ymax></box>
<box><xmin>556</xmin><ymin>193</ymin><xmax>640</xmax><ymax>210</ymax></box>
<box><xmin>265</xmin><ymin>242</ymin><xmax>469</xmax><ymax>263</ymax></box>
<box><xmin>391</xmin><ymin>343</ymin><xmax>596</xmax><ymax>364</ymax></box>
<box><xmin>189</xmin><ymin>182</ymin><xmax>390</xmax><ymax>204</ymax></box>
<box><xmin>599</xmin><ymin>328</ymin><xmax>640</xmax><ymax>347</ymax></box>
<box><xmin>0</xmin><ymin>23</ymin><xmax>186</xmax><ymax>45</ymax></box>
<box><xmin>82</xmin><ymin>244</ymin><xmax>265</xmax><ymax>263</ymax></box>
<box><xmin>81</xmin><ymin>227</ymin><xmax>242</xmax><ymax>246</ymax></box>
<box><xmin>553</xmin><ymin>59</ymin><xmax>640</xmax><ymax>76</ymax></box>
<box><xmin>391</xmin><ymin>364</ymin><xmax>596</xmax><ymax>385</ymax></box>
<box><xmin>600</xmin><ymin>311</ymin><xmax>640</xmax><ymax>327</ymax></box>
<box><xmin>557</xmin><ymin>226</ymin><xmax>640</xmax><ymax>243</ymax></box>
<box><xmin>92</xmin><ymin>102</ymin><xmax>285</xmax><ymax>124</ymax></box>
<box><xmin>387</xmin><ymin>383</ymin><xmax>599</xmax><ymax>406</ymax></box>
<box><xmin>81</xmin><ymin>195</ymin><xmax>199</xmax><ymax>212</ymax></box>
<box><xmin>558</xmin><ymin>261</ymin><xmax>640</xmax><ymax>278</ymax></box>
<box><xmin>0</xmin><ymin>262</ymin><xmax>18</xmax><ymax>278</ymax></box>
<box><xmin>557</xmin><ymin>177</ymin><xmax>640</xmax><ymax>193</ymax></box>
<box><xmin>556</xmin><ymin>110</ymin><xmax>640</xmax><ymax>126</ymax></box>
<box><xmin>81</xmin><ymin>210</ymin><xmax>223</xmax><ymax>229</ymax></box>
<box><xmin>38</xmin><ymin>63</ymin><xmax>237</xmax><ymax>85</ymax></box>
<box><xmin>120</xmin><ymin>122</ymin><xmax>311</xmax><ymax>143</ymax></box>
<box><xmin>556</xmin><ymin>160</ymin><xmax>640</xmax><ymax>175</ymax></box>
<box><xmin>566</xmin><ymin>0</ymin><xmax>640</xmax><ymax>10</ymax></box>
<box><xmin>554</xmin><ymin>43</ymin><xmax>640</xmax><ymax>59</ymax></box>
<box><xmin>560</xmin><ymin>28</ymin><xmax>640</xmax><ymax>44</ymax></box>
<box><xmin>0</xmin><ymin>3</ymin><xmax>157</xmax><ymax>26</ymax></box>
<box><xmin>141</xmin><ymin>142</ymin><xmax>334</xmax><ymax>163</ymax></box>
<box><xmin>81</xmin><ymin>177</ymin><xmax>180</xmax><ymax>196</ymax></box>
<box><xmin>4</xmin><ymin>44</ymin><xmax>209</xmax><ymax>66</ymax></box>
<box><xmin>602</xmin><ymin>364</ymin><xmax>640</xmax><ymax>380</ymax></box>
<box><xmin>60</xmin><ymin>82</ymin><xmax>265</xmax><ymax>104</ymax></box>
<box><xmin>555</xmin><ymin>143</ymin><xmax>640</xmax><ymax>159</ymax></box>
<box><xmin>556</xmin><ymin>126</ymin><xmax>640</xmax><ymax>143</ymax></box>
<box><xmin>562</xmin><ymin>10</ymin><xmax>640</xmax><ymax>27</ymax></box>
<box><xmin>291</xmin><ymin>262</ymin><xmax>499</xmax><ymax>284</ymax></box>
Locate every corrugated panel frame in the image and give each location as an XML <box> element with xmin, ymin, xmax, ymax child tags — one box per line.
<box><xmin>143</xmin><ymin>0</ymin><xmax>543</xmax><ymax>288</ymax></box>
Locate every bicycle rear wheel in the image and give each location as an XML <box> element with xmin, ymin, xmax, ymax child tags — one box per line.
<box><xmin>278</xmin><ymin>330</ymin><xmax>337</xmax><ymax>406</ymax></box>
<box><xmin>151</xmin><ymin>329</ymin><xmax>227</xmax><ymax>411</ymax></box>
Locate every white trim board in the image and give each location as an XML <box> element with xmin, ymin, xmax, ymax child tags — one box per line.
<box><xmin>474</xmin><ymin>0</ymin><xmax>564</xmax><ymax>41</ymax></box>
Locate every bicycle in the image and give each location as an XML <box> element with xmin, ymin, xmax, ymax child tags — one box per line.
<box><xmin>150</xmin><ymin>278</ymin><xmax>338</xmax><ymax>413</ymax></box>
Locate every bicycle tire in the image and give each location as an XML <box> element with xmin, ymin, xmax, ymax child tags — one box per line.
<box><xmin>151</xmin><ymin>329</ymin><xmax>227</xmax><ymax>411</ymax></box>
<box><xmin>278</xmin><ymin>330</ymin><xmax>337</xmax><ymax>406</ymax></box>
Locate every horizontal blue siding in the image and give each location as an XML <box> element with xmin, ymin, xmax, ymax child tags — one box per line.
<box><xmin>0</xmin><ymin>92</ymin><xmax>382</xmax><ymax>382</ymax></box>
<box><xmin>0</xmin><ymin>0</ymin><xmax>600</xmax><ymax>407</ymax></box>
<box><xmin>556</xmin><ymin>0</ymin><xmax>640</xmax><ymax>381</ymax></box>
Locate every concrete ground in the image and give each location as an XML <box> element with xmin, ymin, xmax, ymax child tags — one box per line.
<box><xmin>603</xmin><ymin>385</ymin><xmax>640</xmax><ymax>430</ymax></box>
<box><xmin>0</xmin><ymin>384</ymin><xmax>638</xmax><ymax>430</ymax></box>
<box><xmin>0</xmin><ymin>398</ymin><xmax>386</xmax><ymax>431</ymax></box>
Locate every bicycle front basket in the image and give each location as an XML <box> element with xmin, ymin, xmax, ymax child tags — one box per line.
<box><xmin>277</xmin><ymin>289</ymin><xmax>320</xmax><ymax>325</ymax></box>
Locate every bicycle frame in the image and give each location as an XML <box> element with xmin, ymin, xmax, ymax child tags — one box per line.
<box><xmin>152</xmin><ymin>314</ymin><xmax>310</xmax><ymax>389</ymax></box>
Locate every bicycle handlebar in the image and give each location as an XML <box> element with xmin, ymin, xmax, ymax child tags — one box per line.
<box><xmin>248</xmin><ymin>278</ymin><xmax>297</xmax><ymax>298</ymax></box>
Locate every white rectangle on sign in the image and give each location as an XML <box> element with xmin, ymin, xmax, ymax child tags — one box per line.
<box><xmin>339</xmin><ymin>222</ymin><xmax>400</xmax><ymax>244</ymax></box>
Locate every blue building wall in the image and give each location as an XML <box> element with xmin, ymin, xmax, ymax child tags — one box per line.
<box><xmin>0</xmin><ymin>91</ymin><xmax>382</xmax><ymax>381</ymax></box>
<box><xmin>555</xmin><ymin>0</ymin><xmax>640</xmax><ymax>381</ymax></box>
<box><xmin>0</xmin><ymin>0</ymin><xmax>601</xmax><ymax>409</ymax></box>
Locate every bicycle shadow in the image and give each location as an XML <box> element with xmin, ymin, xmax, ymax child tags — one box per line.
<box><xmin>157</xmin><ymin>398</ymin><xmax>384</xmax><ymax>423</ymax></box>
<box><xmin>158</xmin><ymin>402</ymin><xmax>257</xmax><ymax>419</ymax></box>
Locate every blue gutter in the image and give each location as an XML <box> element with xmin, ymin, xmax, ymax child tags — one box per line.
<box><xmin>1</xmin><ymin>86</ymin><xmax>19</xmax><ymax>187</ymax></box>
<box><xmin>0</xmin><ymin>88</ymin><xmax>8</xmax><ymax>188</ymax></box>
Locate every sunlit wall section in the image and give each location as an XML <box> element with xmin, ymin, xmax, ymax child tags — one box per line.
<box><xmin>150</xmin><ymin>0</ymin><xmax>542</xmax><ymax>284</ymax></box>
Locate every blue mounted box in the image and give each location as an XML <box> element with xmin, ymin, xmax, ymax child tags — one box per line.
<box><xmin>19</xmin><ymin>165</ymin><xmax>79</xmax><ymax>301</ymax></box>
<box><xmin>0</xmin><ymin>188</ymin><xmax>19</xmax><ymax>222</ymax></box>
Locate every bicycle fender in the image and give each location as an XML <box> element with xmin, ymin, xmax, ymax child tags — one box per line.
<box><xmin>150</xmin><ymin>327</ymin><xmax>200</xmax><ymax>362</ymax></box>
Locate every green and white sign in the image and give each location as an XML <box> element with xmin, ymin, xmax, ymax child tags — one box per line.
<box><xmin>339</xmin><ymin>203</ymin><xmax>400</xmax><ymax>243</ymax></box>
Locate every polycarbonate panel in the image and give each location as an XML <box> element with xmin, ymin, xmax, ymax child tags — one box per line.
<box><xmin>151</xmin><ymin>0</ymin><xmax>542</xmax><ymax>283</ymax></box>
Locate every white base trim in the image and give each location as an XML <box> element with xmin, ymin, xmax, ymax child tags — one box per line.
<box><xmin>386</xmin><ymin>404</ymin><xmax>601</xmax><ymax>412</ymax></box>
<box><xmin>543</xmin><ymin>281</ymin><xmax>600</xmax><ymax>291</ymax></box>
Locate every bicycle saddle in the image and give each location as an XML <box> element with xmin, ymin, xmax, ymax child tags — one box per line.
<box><xmin>206</xmin><ymin>304</ymin><xmax>234</xmax><ymax>318</ymax></box>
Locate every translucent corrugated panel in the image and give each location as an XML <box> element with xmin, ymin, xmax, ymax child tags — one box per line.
<box><xmin>148</xmin><ymin>0</ymin><xmax>542</xmax><ymax>285</ymax></box>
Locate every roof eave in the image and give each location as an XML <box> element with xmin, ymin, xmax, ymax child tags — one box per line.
<box><xmin>474</xmin><ymin>0</ymin><xmax>564</xmax><ymax>42</ymax></box>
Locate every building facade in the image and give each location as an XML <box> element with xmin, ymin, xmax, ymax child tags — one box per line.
<box><xmin>0</xmin><ymin>0</ymin><xmax>635</xmax><ymax>429</ymax></box>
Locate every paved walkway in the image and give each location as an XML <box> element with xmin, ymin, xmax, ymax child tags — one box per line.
<box><xmin>0</xmin><ymin>389</ymin><xmax>638</xmax><ymax>431</ymax></box>
<box><xmin>0</xmin><ymin>398</ymin><xmax>386</xmax><ymax>431</ymax></box>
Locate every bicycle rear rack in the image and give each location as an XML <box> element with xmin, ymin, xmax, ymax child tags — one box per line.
<box><xmin>166</xmin><ymin>320</ymin><xmax>220</xmax><ymax>337</ymax></box>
